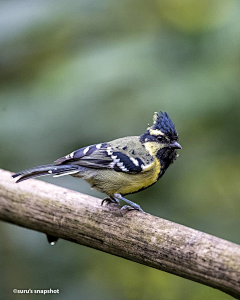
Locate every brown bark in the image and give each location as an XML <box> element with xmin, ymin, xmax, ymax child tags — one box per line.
<box><xmin>0</xmin><ymin>169</ymin><xmax>239</xmax><ymax>298</ymax></box>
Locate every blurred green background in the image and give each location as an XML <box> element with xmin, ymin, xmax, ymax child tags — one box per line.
<box><xmin>1</xmin><ymin>0</ymin><xmax>240</xmax><ymax>299</ymax></box>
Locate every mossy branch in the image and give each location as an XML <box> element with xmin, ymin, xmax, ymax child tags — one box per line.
<box><xmin>0</xmin><ymin>169</ymin><xmax>240</xmax><ymax>298</ymax></box>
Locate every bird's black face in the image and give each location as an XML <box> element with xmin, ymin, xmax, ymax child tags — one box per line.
<box><xmin>141</xmin><ymin>130</ymin><xmax>181</xmax><ymax>159</ymax></box>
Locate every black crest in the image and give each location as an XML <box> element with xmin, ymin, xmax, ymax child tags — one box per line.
<box><xmin>152</xmin><ymin>111</ymin><xmax>178</xmax><ymax>140</ymax></box>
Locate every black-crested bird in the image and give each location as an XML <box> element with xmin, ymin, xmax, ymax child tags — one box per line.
<box><xmin>13</xmin><ymin>111</ymin><xmax>181</xmax><ymax>244</ymax></box>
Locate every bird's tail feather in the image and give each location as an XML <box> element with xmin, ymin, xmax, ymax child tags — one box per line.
<box><xmin>12</xmin><ymin>164</ymin><xmax>80</xmax><ymax>183</ymax></box>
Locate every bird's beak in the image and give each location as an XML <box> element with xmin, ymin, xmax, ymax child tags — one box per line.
<box><xmin>169</xmin><ymin>141</ymin><xmax>182</xmax><ymax>149</ymax></box>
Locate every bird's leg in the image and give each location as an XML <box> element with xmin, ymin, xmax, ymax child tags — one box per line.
<box><xmin>113</xmin><ymin>193</ymin><xmax>143</xmax><ymax>212</ymax></box>
<box><xmin>101</xmin><ymin>196</ymin><xmax>120</xmax><ymax>206</ymax></box>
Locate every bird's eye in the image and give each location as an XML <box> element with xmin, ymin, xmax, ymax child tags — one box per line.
<box><xmin>157</xmin><ymin>136</ymin><xmax>163</xmax><ymax>141</ymax></box>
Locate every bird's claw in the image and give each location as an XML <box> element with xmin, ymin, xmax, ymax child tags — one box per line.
<box><xmin>120</xmin><ymin>205</ymin><xmax>134</xmax><ymax>212</ymax></box>
<box><xmin>120</xmin><ymin>204</ymin><xmax>143</xmax><ymax>213</ymax></box>
<box><xmin>101</xmin><ymin>197</ymin><xmax>111</xmax><ymax>206</ymax></box>
<box><xmin>113</xmin><ymin>193</ymin><xmax>144</xmax><ymax>213</ymax></box>
<box><xmin>101</xmin><ymin>197</ymin><xmax>120</xmax><ymax>206</ymax></box>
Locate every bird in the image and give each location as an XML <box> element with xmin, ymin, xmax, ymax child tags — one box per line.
<box><xmin>12</xmin><ymin>111</ymin><xmax>181</xmax><ymax>245</ymax></box>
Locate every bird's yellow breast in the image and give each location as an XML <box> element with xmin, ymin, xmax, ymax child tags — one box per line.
<box><xmin>84</xmin><ymin>157</ymin><xmax>161</xmax><ymax>196</ymax></box>
<box><xmin>117</xmin><ymin>158</ymin><xmax>161</xmax><ymax>195</ymax></box>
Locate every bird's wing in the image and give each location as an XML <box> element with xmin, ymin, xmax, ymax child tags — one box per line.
<box><xmin>55</xmin><ymin>139</ymin><xmax>152</xmax><ymax>173</ymax></box>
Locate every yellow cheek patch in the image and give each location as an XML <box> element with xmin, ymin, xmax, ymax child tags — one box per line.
<box><xmin>144</xmin><ymin>141</ymin><xmax>165</xmax><ymax>156</ymax></box>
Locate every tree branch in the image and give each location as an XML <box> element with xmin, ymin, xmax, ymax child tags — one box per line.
<box><xmin>0</xmin><ymin>168</ymin><xmax>240</xmax><ymax>298</ymax></box>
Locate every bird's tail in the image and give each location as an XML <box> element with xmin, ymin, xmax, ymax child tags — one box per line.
<box><xmin>12</xmin><ymin>164</ymin><xmax>80</xmax><ymax>183</ymax></box>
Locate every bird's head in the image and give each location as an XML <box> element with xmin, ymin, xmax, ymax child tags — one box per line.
<box><xmin>140</xmin><ymin>111</ymin><xmax>182</xmax><ymax>159</ymax></box>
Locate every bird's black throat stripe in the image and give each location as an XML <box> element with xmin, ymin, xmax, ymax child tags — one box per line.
<box><xmin>157</xmin><ymin>148</ymin><xmax>177</xmax><ymax>179</ymax></box>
